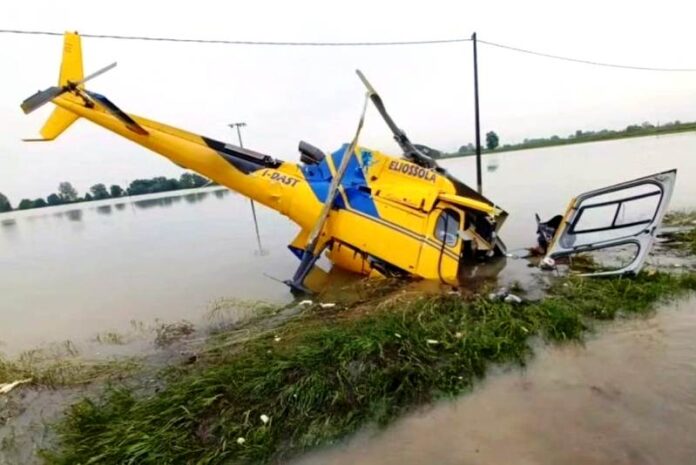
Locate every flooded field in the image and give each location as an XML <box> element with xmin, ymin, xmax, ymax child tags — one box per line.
<box><xmin>1</xmin><ymin>133</ymin><xmax>695</xmax><ymax>464</ymax></box>
<box><xmin>292</xmin><ymin>295</ymin><xmax>696</xmax><ymax>465</ymax></box>
<box><xmin>1</xmin><ymin>133</ymin><xmax>695</xmax><ymax>353</ymax></box>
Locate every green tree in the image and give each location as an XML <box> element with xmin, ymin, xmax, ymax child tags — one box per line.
<box><xmin>0</xmin><ymin>192</ymin><xmax>12</xmax><ymax>212</ymax></box>
<box><xmin>47</xmin><ymin>193</ymin><xmax>63</xmax><ymax>206</ymax></box>
<box><xmin>90</xmin><ymin>183</ymin><xmax>110</xmax><ymax>200</ymax></box>
<box><xmin>109</xmin><ymin>184</ymin><xmax>125</xmax><ymax>198</ymax></box>
<box><xmin>33</xmin><ymin>198</ymin><xmax>47</xmax><ymax>208</ymax></box>
<box><xmin>84</xmin><ymin>193</ymin><xmax>93</xmax><ymax>201</ymax></box>
<box><xmin>18</xmin><ymin>199</ymin><xmax>34</xmax><ymax>210</ymax></box>
<box><xmin>58</xmin><ymin>182</ymin><xmax>79</xmax><ymax>202</ymax></box>
<box><xmin>485</xmin><ymin>131</ymin><xmax>499</xmax><ymax>150</ymax></box>
<box><xmin>179</xmin><ymin>172</ymin><xmax>208</xmax><ymax>189</ymax></box>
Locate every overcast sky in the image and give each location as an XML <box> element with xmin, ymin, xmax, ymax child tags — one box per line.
<box><xmin>1</xmin><ymin>0</ymin><xmax>695</xmax><ymax>200</ymax></box>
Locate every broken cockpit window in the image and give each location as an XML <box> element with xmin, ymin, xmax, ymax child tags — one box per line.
<box><xmin>435</xmin><ymin>209</ymin><xmax>461</xmax><ymax>246</ymax></box>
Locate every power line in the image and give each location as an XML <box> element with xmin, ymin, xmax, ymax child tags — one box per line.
<box><xmin>1</xmin><ymin>28</ymin><xmax>696</xmax><ymax>71</ymax></box>
<box><xmin>0</xmin><ymin>29</ymin><xmax>471</xmax><ymax>46</ymax></box>
<box><xmin>478</xmin><ymin>39</ymin><xmax>696</xmax><ymax>72</ymax></box>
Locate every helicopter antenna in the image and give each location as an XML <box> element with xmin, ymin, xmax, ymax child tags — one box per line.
<box><xmin>229</xmin><ymin>122</ymin><xmax>267</xmax><ymax>256</ymax></box>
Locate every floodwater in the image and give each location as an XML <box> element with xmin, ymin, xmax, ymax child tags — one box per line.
<box><xmin>291</xmin><ymin>295</ymin><xmax>696</xmax><ymax>465</ymax></box>
<box><xmin>1</xmin><ymin>133</ymin><xmax>696</xmax><ymax>353</ymax></box>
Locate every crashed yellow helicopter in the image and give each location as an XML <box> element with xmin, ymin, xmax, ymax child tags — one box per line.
<box><xmin>22</xmin><ymin>32</ymin><xmax>675</xmax><ymax>293</ymax></box>
<box><xmin>21</xmin><ymin>32</ymin><xmax>507</xmax><ymax>292</ymax></box>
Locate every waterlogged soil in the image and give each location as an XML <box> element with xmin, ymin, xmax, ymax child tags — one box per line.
<box><xmin>2</xmin><ymin>229</ymin><xmax>695</xmax><ymax>464</ymax></box>
<box><xmin>291</xmin><ymin>296</ymin><xmax>696</xmax><ymax>465</ymax></box>
<box><xmin>0</xmin><ymin>300</ymin><xmax>312</xmax><ymax>464</ymax></box>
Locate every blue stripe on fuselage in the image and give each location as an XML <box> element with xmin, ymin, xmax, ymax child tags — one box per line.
<box><xmin>300</xmin><ymin>144</ymin><xmax>379</xmax><ymax>218</ymax></box>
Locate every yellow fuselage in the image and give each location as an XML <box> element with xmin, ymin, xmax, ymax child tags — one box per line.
<box><xmin>50</xmin><ymin>94</ymin><xmax>501</xmax><ymax>284</ymax></box>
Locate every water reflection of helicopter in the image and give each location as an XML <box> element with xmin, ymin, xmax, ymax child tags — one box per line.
<box><xmin>486</xmin><ymin>156</ymin><xmax>499</xmax><ymax>172</ymax></box>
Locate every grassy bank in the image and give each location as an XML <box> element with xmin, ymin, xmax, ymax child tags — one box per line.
<box><xmin>42</xmin><ymin>271</ymin><xmax>696</xmax><ymax>465</ymax></box>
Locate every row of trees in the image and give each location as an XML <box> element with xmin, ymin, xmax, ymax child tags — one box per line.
<box><xmin>452</xmin><ymin>120</ymin><xmax>694</xmax><ymax>157</ymax></box>
<box><xmin>0</xmin><ymin>173</ymin><xmax>210</xmax><ymax>213</ymax></box>
<box><xmin>456</xmin><ymin>131</ymin><xmax>500</xmax><ymax>156</ymax></box>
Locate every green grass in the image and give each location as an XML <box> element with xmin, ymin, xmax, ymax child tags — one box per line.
<box><xmin>41</xmin><ymin>271</ymin><xmax>696</xmax><ymax>465</ymax></box>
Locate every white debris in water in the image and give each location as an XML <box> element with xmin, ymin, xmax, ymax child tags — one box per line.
<box><xmin>504</xmin><ymin>294</ymin><xmax>523</xmax><ymax>304</ymax></box>
<box><xmin>274</xmin><ymin>336</ymin><xmax>281</xmax><ymax>342</ymax></box>
<box><xmin>426</xmin><ymin>339</ymin><xmax>440</xmax><ymax>345</ymax></box>
<box><xmin>0</xmin><ymin>378</ymin><xmax>32</xmax><ymax>395</ymax></box>
<box><xmin>394</xmin><ymin>333</ymin><xmax>402</xmax><ymax>338</ymax></box>
<box><xmin>260</xmin><ymin>414</ymin><xmax>270</xmax><ymax>424</ymax></box>
<box><xmin>299</xmin><ymin>300</ymin><xmax>313</xmax><ymax>306</ymax></box>
<box><xmin>320</xmin><ymin>302</ymin><xmax>336</xmax><ymax>308</ymax></box>
<box><xmin>455</xmin><ymin>332</ymin><xmax>463</xmax><ymax>339</ymax></box>
<box><xmin>541</xmin><ymin>257</ymin><xmax>556</xmax><ymax>269</ymax></box>
<box><xmin>237</xmin><ymin>437</ymin><xmax>246</xmax><ymax>445</ymax></box>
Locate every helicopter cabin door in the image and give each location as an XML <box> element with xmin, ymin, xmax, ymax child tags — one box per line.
<box><xmin>416</xmin><ymin>203</ymin><xmax>464</xmax><ymax>283</ymax></box>
<box><xmin>544</xmin><ymin>169</ymin><xmax>676</xmax><ymax>276</ymax></box>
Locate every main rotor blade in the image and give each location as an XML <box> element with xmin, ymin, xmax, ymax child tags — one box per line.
<box><xmin>75</xmin><ymin>62</ymin><xmax>117</xmax><ymax>87</ymax></box>
<box><xmin>355</xmin><ymin>70</ymin><xmax>403</xmax><ymax>139</ymax></box>
<box><xmin>305</xmin><ymin>94</ymin><xmax>370</xmax><ymax>251</ymax></box>
<box><xmin>20</xmin><ymin>86</ymin><xmax>65</xmax><ymax>114</ymax></box>
<box><xmin>355</xmin><ymin>69</ymin><xmax>436</xmax><ymax>168</ymax></box>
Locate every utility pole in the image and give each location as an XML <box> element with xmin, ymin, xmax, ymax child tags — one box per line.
<box><xmin>229</xmin><ymin>122</ymin><xmax>266</xmax><ymax>255</ymax></box>
<box><xmin>472</xmin><ymin>32</ymin><xmax>483</xmax><ymax>194</ymax></box>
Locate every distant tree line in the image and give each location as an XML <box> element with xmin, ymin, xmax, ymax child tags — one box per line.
<box><xmin>0</xmin><ymin>172</ymin><xmax>210</xmax><ymax>212</ymax></box>
<box><xmin>444</xmin><ymin>120</ymin><xmax>696</xmax><ymax>158</ymax></box>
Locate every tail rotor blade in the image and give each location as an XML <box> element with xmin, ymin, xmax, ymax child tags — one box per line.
<box><xmin>75</xmin><ymin>62</ymin><xmax>117</xmax><ymax>87</ymax></box>
<box><xmin>21</xmin><ymin>63</ymin><xmax>117</xmax><ymax>115</ymax></box>
<box><xmin>20</xmin><ymin>86</ymin><xmax>65</xmax><ymax>114</ymax></box>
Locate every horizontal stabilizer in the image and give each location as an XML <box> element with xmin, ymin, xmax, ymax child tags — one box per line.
<box><xmin>40</xmin><ymin>106</ymin><xmax>80</xmax><ymax>140</ymax></box>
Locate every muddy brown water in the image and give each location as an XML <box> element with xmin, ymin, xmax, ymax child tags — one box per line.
<box><xmin>1</xmin><ymin>133</ymin><xmax>695</xmax><ymax>463</ymax></box>
<box><xmin>291</xmin><ymin>296</ymin><xmax>696</xmax><ymax>465</ymax></box>
<box><xmin>2</xmin><ymin>133</ymin><xmax>695</xmax><ymax>354</ymax></box>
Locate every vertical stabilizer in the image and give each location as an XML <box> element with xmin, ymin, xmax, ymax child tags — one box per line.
<box><xmin>59</xmin><ymin>32</ymin><xmax>84</xmax><ymax>87</ymax></box>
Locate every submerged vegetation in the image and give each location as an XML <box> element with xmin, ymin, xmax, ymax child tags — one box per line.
<box><xmin>41</xmin><ymin>271</ymin><xmax>696</xmax><ymax>465</ymax></box>
<box><xmin>665</xmin><ymin>211</ymin><xmax>696</xmax><ymax>254</ymax></box>
<box><xmin>0</xmin><ymin>341</ymin><xmax>139</xmax><ymax>388</ymax></box>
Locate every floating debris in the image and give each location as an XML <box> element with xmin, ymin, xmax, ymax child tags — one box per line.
<box><xmin>298</xmin><ymin>300</ymin><xmax>313</xmax><ymax>306</ymax></box>
<box><xmin>0</xmin><ymin>378</ymin><xmax>32</xmax><ymax>395</ymax></box>
<box><xmin>260</xmin><ymin>414</ymin><xmax>270</xmax><ymax>424</ymax></box>
<box><xmin>236</xmin><ymin>437</ymin><xmax>246</xmax><ymax>445</ymax></box>
<box><xmin>504</xmin><ymin>294</ymin><xmax>523</xmax><ymax>304</ymax></box>
<box><xmin>426</xmin><ymin>339</ymin><xmax>440</xmax><ymax>345</ymax></box>
<box><xmin>319</xmin><ymin>303</ymin><xmax>336</xmax><ymax>309</ymax></box>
